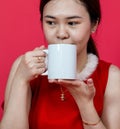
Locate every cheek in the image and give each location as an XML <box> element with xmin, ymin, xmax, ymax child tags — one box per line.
<box><xmin>43</xmin><ymin>27</ymin><xmax>54</xmax><ymax>43</ymax></box>
<box><xmin>72</xmin><ymin>26</ymin><xmax>91</xmax><ymax>54</ymax></box>
<box><xmin>72</xmin><ymin>26</ymin><xmax>91</xmax><ymax>43</ymax></box>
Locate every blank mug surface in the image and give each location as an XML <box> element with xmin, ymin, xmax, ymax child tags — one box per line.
<box><xmin>48</xmin><ymin>44</ymin><xmax>76</xmax><ymax>79</ymax></box>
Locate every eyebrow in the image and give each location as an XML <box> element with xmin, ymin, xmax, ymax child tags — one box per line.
<box><xmin>44</xmin><ymin>15</ymin><xmax>83</xmax><ymax>20</ymax></box>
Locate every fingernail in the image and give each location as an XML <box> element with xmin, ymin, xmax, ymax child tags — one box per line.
<box><xmin>87</xmin><ymin>78</ymin><xmax>93</xmax><ymax>84</ymax></box>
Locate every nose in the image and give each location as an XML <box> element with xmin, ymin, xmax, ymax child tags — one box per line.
<box><xmin>56</xmin><ymin>25</ymin><xmax>69</xmax><ymax>40</ymax></box>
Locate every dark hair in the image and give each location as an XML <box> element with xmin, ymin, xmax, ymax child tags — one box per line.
<box><xmin>40</xmin><ymin>0</ymin><xmax>101</xmax><ymax>57</ymax></box>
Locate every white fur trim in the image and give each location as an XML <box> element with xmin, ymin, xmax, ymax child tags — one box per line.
<box><xmin>77</xmin><ymin>54</ymin><xmax>98</xmax><ymax>81</ymax></box>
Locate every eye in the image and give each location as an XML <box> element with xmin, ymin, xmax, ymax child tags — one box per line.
<box><xmin>68</xmin><ymin>21</ymin><xmax>79</xmax><ymax>26</ymax></box>
<box><xmin>46</xmin><ymin>21</ymin><xmax>56</xmax><ymax>26</ymax></box>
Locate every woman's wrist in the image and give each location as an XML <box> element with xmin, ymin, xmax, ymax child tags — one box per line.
<box><xmin>78</xmin><ymin>100</ymin><xmax>101</xmax><ymax>126</ymax></box>
<box><xmin>82</xmin><ymin>118</ymin><xmax>101</xmax><ymax>126</ymax></box>
<box><xmin>77</xmin><ymin>99</ymin><xmax>94</xmax><ymax>110</ymax></box>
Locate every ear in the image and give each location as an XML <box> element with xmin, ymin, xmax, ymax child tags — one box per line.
<box><xmin>91</xmin><ymin>20</ymin><xmax>99</xmax><ymax>33</ymax></box>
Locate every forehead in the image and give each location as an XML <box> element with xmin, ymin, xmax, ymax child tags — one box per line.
<box><xmin>43</xmin><ymin>0</ymin><xmax>88</xmax><ymax>17</ymax></box>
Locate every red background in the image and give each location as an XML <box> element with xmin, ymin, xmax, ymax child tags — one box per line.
<box><xmin>0</xmin><ymin>0</ymin><xmax>120</xmax><ymax>119</ymax></box>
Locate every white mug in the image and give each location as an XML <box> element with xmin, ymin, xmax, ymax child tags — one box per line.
<box><xmin>42</xmin><ymin>44</ymin><xmax>77</xmax><ymax>79</ymax></box>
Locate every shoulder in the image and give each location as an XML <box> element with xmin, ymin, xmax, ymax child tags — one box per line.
<box><xmin>105</xmin><ymin>64</ymin><xmax>120</xmax><ymax>98</ymax></box>
<box><xmin>109</xmin><ymin>64</ymin><xmax>120</xmax><ymax>74</ymax></box>
<box><xmin>108</xmin><ymin>64</ymin><xmax>120</xmax><ymax>82</ymax></box>
<box><xmin>99</xmin><ymin>61</ymin><xmax>120</xmax><ymax>79</ymax></box>
<box><xmin>102</xmin><ymin>64</ymin><xmax>120</xmax><ymax>128</ymax></box>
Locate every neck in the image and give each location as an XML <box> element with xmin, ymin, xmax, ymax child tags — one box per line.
<box><xmin>76</xmin><ymin>53</ymin><xmax>98</xmax><ymax>80</ymax></box>
<box><xmin>77</xmin><ymin>51</ymin><xmax>88</xmax><ymax>73</ymax></box>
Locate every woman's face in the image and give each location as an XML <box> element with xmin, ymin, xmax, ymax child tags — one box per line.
<box><xmin>42</xmin><ymin>0</ymin><xmax>96</xmax><ymax>54</ymax></box>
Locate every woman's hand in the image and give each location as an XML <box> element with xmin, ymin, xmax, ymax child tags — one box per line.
<box><xmin>49</xmin><ymin>79</ymin><xmax>96</xmax><ymax>106</ymax></box>
<box><xmin>15</xmin><ymin>45</ymin><xmax>47</xmax><ymax>83</ymax></box>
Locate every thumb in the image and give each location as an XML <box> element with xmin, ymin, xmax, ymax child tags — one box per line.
<box><xmin>39</xmin><ymin>45</ymin><xmax>46</xmax><ymax>50</ymax></box>
<box><xmin>87</xmin><ymin>78</ymin><xmax>95</xmax><ymax>91</ymax></box>
<box><xmin>34</xmin><ymin>45</ymin><xmax>46</xmax><ymax>51</ymax></box>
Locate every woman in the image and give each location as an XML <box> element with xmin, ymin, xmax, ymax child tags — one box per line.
<box><xmin>0</xmin><ymin>0</ymin><xmax>120</xmax><ymax>129</ymax></box>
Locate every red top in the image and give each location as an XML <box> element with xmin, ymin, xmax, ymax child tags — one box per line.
<box><xmin>29</xmin><ymin>60</ymin><xmax>111</xmax><ymax>129</ymax></box>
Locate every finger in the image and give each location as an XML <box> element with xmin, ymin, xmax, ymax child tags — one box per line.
<box><xmin>34</xmin><ymin>45</ymin><xmax>45</xmax><ymax>51</ymax></box>
<box><xmin>49</xmin><ymin>79</ymin><xmax>58</xmax><ymax>83</ymax></box>
<box><xmin>35</xmin><ymin>56</ymin><xmax>45</xmax><ymax>63</ymax></box>
<box><xmin>37</xmin><ymin>63</ymin><xmax>46</xmax><ymax>69</ymax></box>
<box><xmin>57</xmin><ymin>79</ymin><xmax>82</xmax><ymax>86</ymax></box>
<box><xmin>34</xmin><ymin>67</ymin><xmax>46</xmax><ymax>78</ymax></box>
<box><xmin>24</xmin><ymin>50</ymin><xmax>46</xmax><ymax>63</ymax></box>
<box><xmin>33</xmin><ymin>50</ymin><xmax>46</xmax><ymax>57</ymax></box>
<box><xmin>30</xmin><ymin>60</ymin><xmax>46</xmax><ymax>69</ymax></box>
<box><xmin>87</xmin><ymin>78</ymin><xmax>94</xmax><ymax>86</ymax></box>
<box><xmin>39</xmin><ymin>45</ymin><xmax>46</xmax><ymax>50</ymax></box>
<box><xmin>33</xmin><ymin>45</ymin><xmax>47</xmax><ymax>57</ymax></box>
<box><xmin>87</xmin><ymin>78</ymin><xmax>95</xmax><ymax>91</ymax></box>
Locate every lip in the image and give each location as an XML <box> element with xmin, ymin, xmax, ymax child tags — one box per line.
<box><xmin>49</xmin><ymin>43</ymin><xmax>75</xmax><ymax>45</ymax></box>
